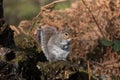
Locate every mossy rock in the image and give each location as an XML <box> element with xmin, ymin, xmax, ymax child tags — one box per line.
<box><xmin>14</xmin><ymin>34</ymin><xmax>37</xmax><ymax>49</ymax></box>
<box><xmin>37</xmin><ymin>61</ymin><xmax>97</xmax><ymax>80</ymax></box>
<box><xmin>13</xmin><ymin>34</ymin><xmax>42</xmax><ymax>63</ymax></box>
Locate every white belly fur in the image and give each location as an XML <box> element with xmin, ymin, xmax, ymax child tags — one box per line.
<box><xmin>49</xmin><ymin>45</ymin><xmax>69</xmax><ymax>60</ymax></box>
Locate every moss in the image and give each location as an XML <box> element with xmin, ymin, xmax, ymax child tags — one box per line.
<box><xmin>14</xmin><ymin>34</ymin><xmax>36</xmax><ymax>49</ymax></box>
<box><xmin>13</xmin><ymin>51</ymin><xmax>26</xmax><ymax>62</ymax></box>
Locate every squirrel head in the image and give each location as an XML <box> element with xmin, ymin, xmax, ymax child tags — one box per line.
<box><xmin>61</xmin><ymin>32</ymin><xmax>71</xmax><ymax>42</ymax></box>
<box><xmin>59</xmin><ymin>26</ymin><xmax>72</xmax><ymax>43</ymax></box>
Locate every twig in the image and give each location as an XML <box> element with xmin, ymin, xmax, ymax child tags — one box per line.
<box><xmin>41</xmin><ymin>0</ymin><xmax>67</xmax><ymax>10</ymax></box>
<box><xmin>34</xmin><ymin>0</ymin><xmax>67</xmax><ymax>21</ymax></box>
<box><xmin>87</xmin><ymin>61</ymin><xmax>91</xmax><ymax>80</ymax></box>
<box><xmin>81</xmin><ymin>0</ymin><xmax>106</xmax><ymax>38</ymax></box>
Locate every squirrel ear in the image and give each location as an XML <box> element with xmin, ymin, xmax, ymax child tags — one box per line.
<box><xmin>62</xmin><ymin>26</ymin><xmax>71</xmax><ymax>32</ymax></box>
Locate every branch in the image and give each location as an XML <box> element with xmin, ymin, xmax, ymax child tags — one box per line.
<box><xmin>81</xmin><ymin>0</ymin><xmax>106</xmax><ymax>38</ymax></box>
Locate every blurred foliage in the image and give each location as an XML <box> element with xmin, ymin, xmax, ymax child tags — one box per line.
<box><xmin>102</xmin><ymin>39</ymin><xmax>120</xmax><ymax>52</ymax></box>
<box><xmin>101</xmin><ymin>38</ymin><xmax>113</xmax><ymax>46</ymax></box>
<box><xmin>4</xmin><ymin>0</ymin><xmax>40</xmax><ymax>26</ymax></box>
<box><xmin>3</xmin><ymin>0</ymin><xmax>73</xmax><ymax>26</ymax></box>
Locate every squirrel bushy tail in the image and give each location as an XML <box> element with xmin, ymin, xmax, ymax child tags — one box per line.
<box><xmin>38</xmin><ymin>25</ymin><xmax>58</xmax><ymax>60</ymax></box>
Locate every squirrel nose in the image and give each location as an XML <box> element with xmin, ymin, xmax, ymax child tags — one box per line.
<box><xmin>67</xmin><ymin>38</ymin><xmax>71</xmax><ymax>42</ymax></box>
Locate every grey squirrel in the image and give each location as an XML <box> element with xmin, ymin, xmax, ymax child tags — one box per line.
<box><xmin>37</xmin><ymin>25</ymin><xmax>72</xmax><ymax>62</ymax></box>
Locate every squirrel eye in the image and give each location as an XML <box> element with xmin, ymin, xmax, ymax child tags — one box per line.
<box><xmin>65</xmin><ymin>33</ymin><xmax>68</xmax><ymax>36</ymax></box>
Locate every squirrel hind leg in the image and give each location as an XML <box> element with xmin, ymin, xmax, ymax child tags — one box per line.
<box><xmin>47</xmin><ymin>54</ymin><xmax>57</xmax><ymax>62</ymax></box>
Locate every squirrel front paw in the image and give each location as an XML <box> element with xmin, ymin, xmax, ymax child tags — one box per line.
<box><xmin>63</xmin><ymin>45</ymin><xmax>70</xmax><ymax>51</ymax></box>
